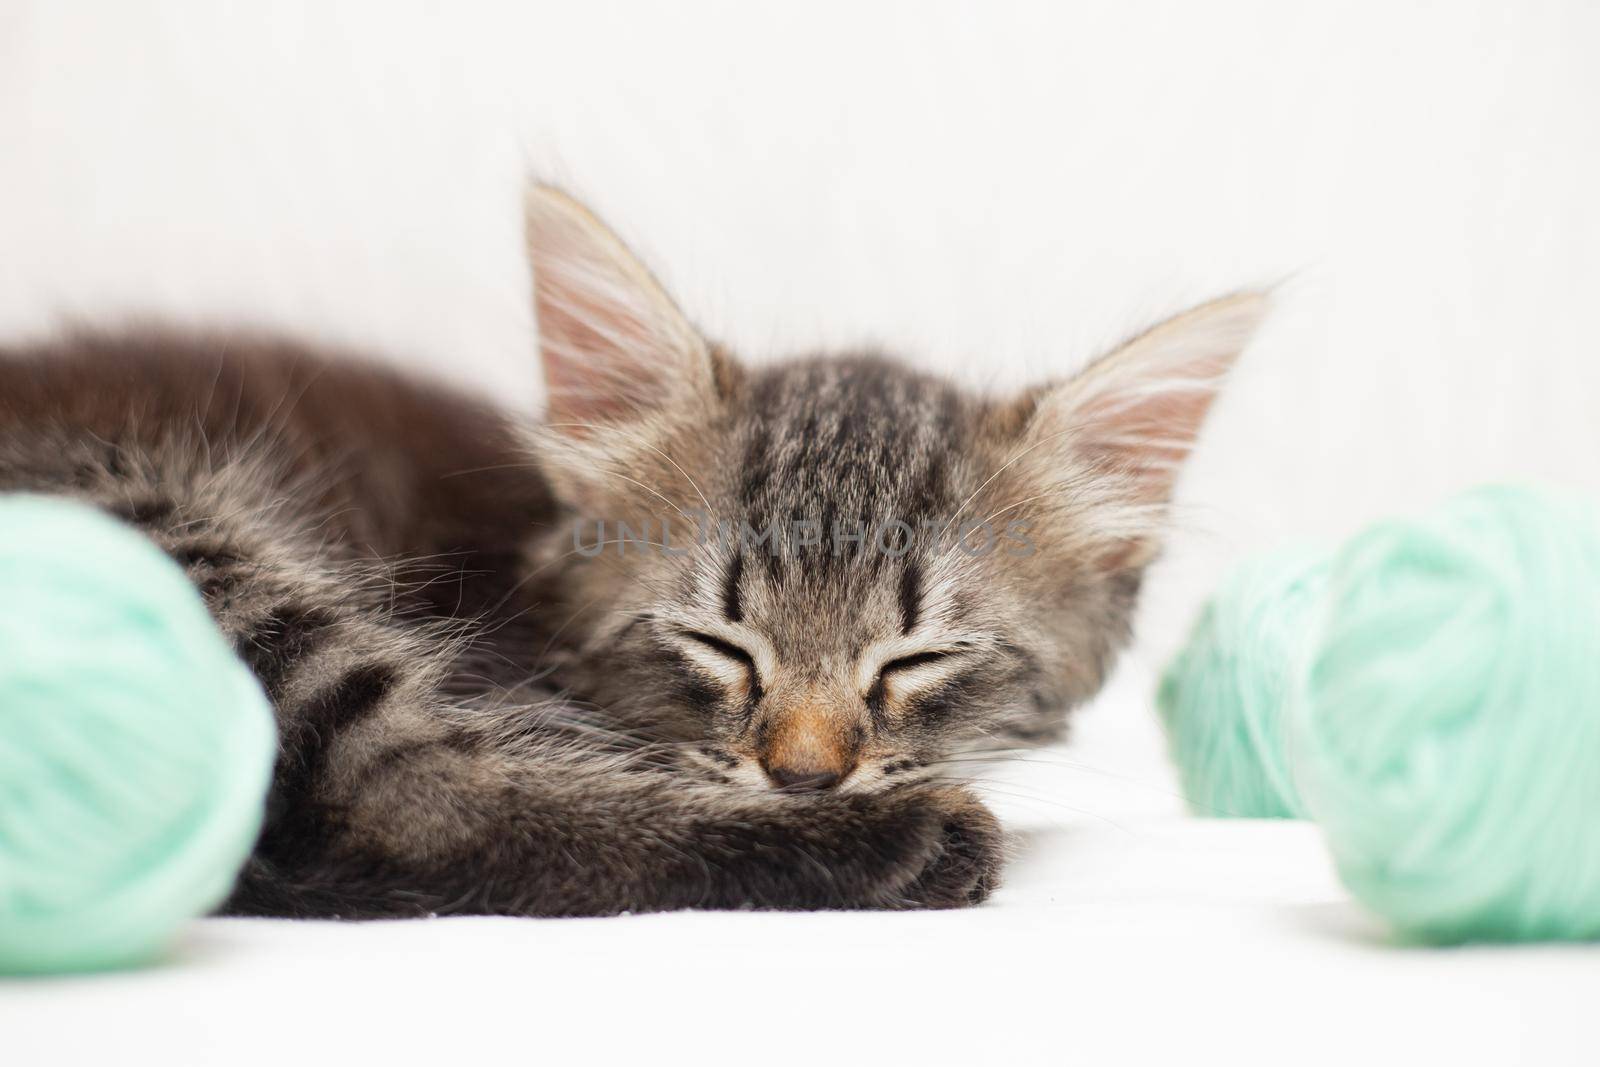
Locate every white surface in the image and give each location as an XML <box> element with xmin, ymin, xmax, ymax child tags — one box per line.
<box><xmin>5</xmin><ymin>671</ymin><xmax>1595</xmax><ymax>1065</ymax></box>
<box><xmin>3</xmin><ymin>3</ymin><xmax>1598</xmax><ymax>1063</ymax></box>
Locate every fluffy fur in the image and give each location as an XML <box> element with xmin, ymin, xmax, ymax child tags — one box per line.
<box><xmin>0</xmin><ymin>187</ymin><xmax>1265</xmax><ymax>916</ymax></box>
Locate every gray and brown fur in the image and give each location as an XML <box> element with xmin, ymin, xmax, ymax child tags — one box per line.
<box><xmin>0</xmin><ymin>187</ymin><xmax>1265</xmax><ymax>917</ymax></box>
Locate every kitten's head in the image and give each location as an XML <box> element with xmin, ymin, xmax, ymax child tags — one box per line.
<box><xmin>522</xmin><ymin>187</ymin><xmax>1264</xmax><ymax>792</ymax></box>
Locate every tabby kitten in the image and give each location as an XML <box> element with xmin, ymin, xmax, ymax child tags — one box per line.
<box><xmin>0</xmin><ymin>187</ymin><xmax>1264</xmax><ymax>916</ymax></box>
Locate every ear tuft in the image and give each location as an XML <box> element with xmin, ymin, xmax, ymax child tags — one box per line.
<box><xmin>524</xmin><ymin>184</ymin><xmax>714</xmax><ymax>432</ymax></box>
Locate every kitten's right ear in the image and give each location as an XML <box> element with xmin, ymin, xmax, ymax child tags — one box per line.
<box><xmin>524</xmin><ymin>185</ymin><xmax>719</xmax><ymax>434</ymax></box>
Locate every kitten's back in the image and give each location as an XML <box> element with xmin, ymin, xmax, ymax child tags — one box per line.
<box><xmin>0</xmin><ymin>328</ymin><xmax>551</xmax><ymax>561</ymax></box>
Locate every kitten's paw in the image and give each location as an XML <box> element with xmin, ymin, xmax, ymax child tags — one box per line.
<box><xmin>716</xmin><ymin>782</ymin><xmax>1005</xmax><ymax>911</ymax></box>
<box><xmin>893</xmin><ymin>787</ymin><xmax>1004</xmax><ymax>909</ymax></box>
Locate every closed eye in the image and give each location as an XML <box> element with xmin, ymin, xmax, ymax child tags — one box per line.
<box><xmin>878</xmin><ymin>649</ymin><xmax>955</xmax><ymax>676</ymax></box>
<box><xmin>865</xmin><ymin>648</ymin><xmax>964</xmax><ymax>722</ymax></box>
<box><xmin>681</xmin><ymin>630</ymin><xmax>763</xmax><ymax>701</ymax></box>
<box><xmin>683</xmin><ymin>630</ymin><xmax>755</xmax><ymax>668</ymax></box>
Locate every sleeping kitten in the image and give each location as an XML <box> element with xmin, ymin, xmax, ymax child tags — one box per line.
<box><xmin>0</xmin><ymin>187</ymin><xmax>1264</xmax><ymax>915</ymax></box>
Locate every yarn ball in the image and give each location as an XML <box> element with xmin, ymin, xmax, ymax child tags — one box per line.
<box><xmin>1156</xmin><ymin>546</ymin><xmax>1328</xmax><ymax>818</ymax></box>
<box><xmin>1161</xmin><ymin>485</ymin><xmax>1600</xmax><ymax>943</ymax></box>
<box><xmin>0</xmin><ymin>495</ymin><xmax>275</xmax><ymax>974</ymax></box>
<box><xmin>1297</xmin><ymin>486</ymin><xmax>1600</xmax><ymax>942</ymax></box>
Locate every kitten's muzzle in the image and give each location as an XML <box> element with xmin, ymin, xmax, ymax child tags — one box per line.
<box><xmin>757</xmin><ymin>703</ymin><xmax>860</xmax><ymax>791</ymax></box>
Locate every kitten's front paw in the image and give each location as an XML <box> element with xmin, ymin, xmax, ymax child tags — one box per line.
<box><xmin>894</xmin><ymin>787</ymin><xmax>1005</xmax><ymax>909</ymax></box>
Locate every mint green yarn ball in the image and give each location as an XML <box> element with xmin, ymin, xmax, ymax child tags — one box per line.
<box><xmin>1162</xmin><ymin>485</ymin><xmax>1600</xmax><ymax>943</ymax></box>
<box><xmin>0</xmin><ymin>495</ymin><xmax>275</xmax><ymax>974</ymax></box>
<box><xmin>1157</xmin><ymin>547</ymin><xmax>1328</xmax><ymax>818</ymax></box>
<box><xmin>1295</xmin><ymin>486</ymin><xmax>1600</xmax><ymax>943</ymax></box>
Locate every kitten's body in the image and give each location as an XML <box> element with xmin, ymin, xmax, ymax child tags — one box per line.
<box><xmin>0</xmin><ymin>188</ymin><xmax>1264</xmax><ymax>917</ymax></box>
<box><xmin>0</xmin><ymin>329</ymin><xmax>1004</xmax><ymax>914</ymax></box>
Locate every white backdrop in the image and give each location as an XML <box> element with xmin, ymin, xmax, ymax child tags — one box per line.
<box><xmin>4</xmin><ymin>0</ymin><xmax>1598</xmax><ymax>658</ymax></box>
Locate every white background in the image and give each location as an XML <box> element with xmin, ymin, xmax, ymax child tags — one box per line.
<box><xmin>3</xmin><ymin>3</ymin><xmax>1597</xmax><ymax>1063</ymax></box>
<box><xmin>7</xmin><ymin>0</ymin><xmax>1599</xmax><ymax>657</ymax></box>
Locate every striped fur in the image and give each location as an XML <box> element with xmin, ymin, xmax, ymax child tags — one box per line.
<box><xmin>524</xmin><ymin>186</ymin><xmax>1267</xmax><ymax>798</ymax></box>
<box><xmin>0</xmin><ymin>190</ymin><xmax>1263</xmax><ymax>916</ymax></box>
<box><xmin>0</xmin><ymin>330</ymin><xmax>1000</xmax><ymax>915</ymax></box>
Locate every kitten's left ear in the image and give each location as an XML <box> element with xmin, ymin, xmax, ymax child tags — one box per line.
<box><xmin>1011</xmin><ymin>292</ymin><xmax>1267</xmax><ymax>558</ymax></box>
<box><xmin>524</xmin><ymin>184</ymin><xmax>720</xmax><ymax>434</ymax></box>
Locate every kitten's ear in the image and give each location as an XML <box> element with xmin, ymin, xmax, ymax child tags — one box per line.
<box><xmin>524</xmin><ymin>184</ymin><xmax>717</xmax><ymax>432</ymax></box>
<box><xmin>1011</xmin><ymin>292</ymin><xmax>1267</xmax><ymax>563</ymax></box>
